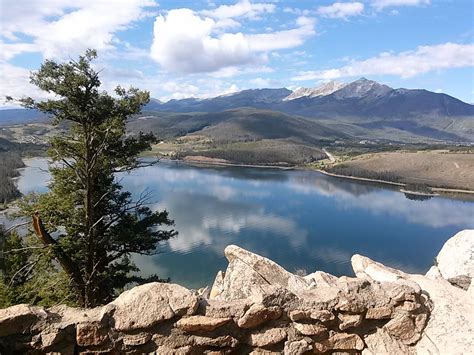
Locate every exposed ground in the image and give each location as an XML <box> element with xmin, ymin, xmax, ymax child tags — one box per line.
<box><xmin>329</xmin><ymin>150</ymin><xmax>474</xmax><ymax>191</ymax></box>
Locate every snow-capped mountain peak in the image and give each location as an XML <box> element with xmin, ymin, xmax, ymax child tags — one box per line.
<box><xmin>283</xmin><ymin>81</ymin><xmax>347</xmax><ymax>101</ymax></box>
<box><xmin>333</xmin><ymin>78</ymin><xmax>393</xmax><ymax>99</ymax></box>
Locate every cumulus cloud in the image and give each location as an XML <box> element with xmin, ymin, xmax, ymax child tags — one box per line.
<box><xmin>0</xmin><ymin>0</ymin><xmax>158</xmax><ymax>60</ymax></box>
<box><xmin>150</xmin><ymin>9</ymin><xmax>316</xmax><ymax>73</ymax></box>
<box><xmin>293</xmin><ymin>42</ymin><xmax>474</xmax><ymax>81</ymax></box>
<box><xmin>0</xmin><ymin>61</ymin><xmax>54</xmax><ymax>105</ymax></box>
<box><xmin>371</xmin><ymin>0</ymin><xmax>430</xmax><ymax>10</ymax></box>
<box><xmin>317</xmin><ymin>2</ymin><xmax>365</xmax><ymax>19</ymax></box>
<box><xmin>201</xmin><ymin>0</ymin><xmax>275</xmax><ymax>20</ymax></box>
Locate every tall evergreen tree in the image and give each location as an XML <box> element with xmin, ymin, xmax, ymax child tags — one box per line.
<box><xmin>16</xmin><ymin>50</ymin><xmax>176</xmax><ymax>307</ymax></box>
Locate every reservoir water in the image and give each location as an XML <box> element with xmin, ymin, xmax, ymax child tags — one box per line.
<box><xmin>5</xmin><ymin>158</ymin><xmax>474</xmax><ymax>289</ymax></box>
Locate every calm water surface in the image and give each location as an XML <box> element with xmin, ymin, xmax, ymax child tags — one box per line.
<box><xmin>7</xmin><ymin>158</ymin><xmax>474</xmax><ymax>289</ymax></box>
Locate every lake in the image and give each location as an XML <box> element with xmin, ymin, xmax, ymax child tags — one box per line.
<box><xmin>5</xmin><ymin>158</ymin><xmax>474</xmax><ymax>289</ymax></box>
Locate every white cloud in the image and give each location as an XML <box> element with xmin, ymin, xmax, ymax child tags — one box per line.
<box><xmin>293</xmin><ymin>42</ymin><xmax>474</xmax><ymax>81</ymax></box>
<box><xmin>150</xmin><ymin>9</ymin><xmax>316</xmax><ymax>73</ymax></box>
<box><xmin>0</xmin><ymin>42</ymin><xmax>38</xmax><ymax>61</ymax></box>
<box><xmin>317</xmin><ymin>2</ymin><xmax>364</xmax><ymax>19</ymax></box>
<box><xmin>157</xmin><ymin>79</ymin><xmax>240</xmax><ymax>102</ymax></box>
<box><xmin>209</xmin><ymin>65</ymin><xmax>273</xmax><ymax>78</ymax></box>
<box><xmin>0</xmin><ymin>61</ymin><xmax>55</xmax><ymax>105</ymax></box>
<box><xmin>371</xmin><ymin>0</ymin><xmax>430</xmax><ymax>10</ymax></box>
<box><xmin>201</xmin><ymin>0</ymin><xmax>275</xmax><ymax>19</ymax></box>
<box><xmin>248</xmin><ymin>77</ymin><xmax>281</xmax><ymax>87</ymax></box>
<box><xmin>0</xmin><ymin>0</ymin><xmax>158</xmax><ymax>60</ymax></box>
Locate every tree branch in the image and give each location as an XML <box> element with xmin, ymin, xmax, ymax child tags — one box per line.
<box><xmin>32</xmin><ymin>212</ymin><xmax>85</xmax><ymax>298</ymax></box>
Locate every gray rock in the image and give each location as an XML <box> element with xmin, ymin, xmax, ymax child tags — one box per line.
<box><xmin>76</xmin><ymin>321</ymin><xmax>109</xmax><ymax>346</ymax></box>
<box><xmin>293</xmin><ymin>322</ymin><xmax>327</xmax><ymax>336</ymax></box>
<box><xmin>284</xmin><ymin>339</ymin><xmax>313</xmax><ymax>354</ymax></box>
<box><xmin>363</xmin><ymin>327</ymin><xmax>414</xmax><ymax>355</ymax></box>
<box><xmin>365</xmin><ymin>306</ymin><xmax>392</xmax><ymax>319</ymax></box>
<box><xmin>0</xmin><ymin>304</ymin><xmax>47</xmax><ymax>337</ymax></box>
<box><xmin>210</xmin><ymin>245</ymin><xmax>312</xmax><ymax>301</ymax></box>
<box><xmin>237</xmin><ymin>303</ymin><xmax>282</xmax><ymax>329</ymax></box>
<box><xmin>247</xmin><ymin>327</ymin><xmax>287</xmax><ymax>347</ymax></box>
<box><xmin>111</xmin><ymin>282</ymin><xmax>198</xmax><ymax>331</ymax></box>
<box><xmin>322</xmin><ymin>332</ymin><xmax>365</xmax><ymax>351</ymax></box>
<box><xmin>338</xmin><ymin>313</ymin><xmax>362</xmax><ymax>330</ymax></box>
<box><xmin>176</xmin><ymin>315</ymin><xmax>232</xmax><ymax>332</ymax></box>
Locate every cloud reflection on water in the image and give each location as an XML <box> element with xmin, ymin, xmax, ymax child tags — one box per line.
<box><xmin>9</xmin><ymin>159</ymin><xmax>474</xmax><ymax>288</ymax></box>
<box><xmin>288</xmin><ymin>172</ymin><xmax>474</xmax><ymax>228</ymax></box>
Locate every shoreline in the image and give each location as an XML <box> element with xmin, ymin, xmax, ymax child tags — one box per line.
<box><xmin>163</xmin><ymin>157</ymin><xmax>474</xmax><ymax>196</ymax></box>
<box><xmin>399</xmin><ymin>189</ymin><xmax>440</xmax><ymax>197</ymax></box>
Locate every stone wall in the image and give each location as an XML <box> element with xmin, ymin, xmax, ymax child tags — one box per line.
<box><xmin>0</xmin><ymin>229</ymin><xmax>472</xmax><ymax>354</ymax></box>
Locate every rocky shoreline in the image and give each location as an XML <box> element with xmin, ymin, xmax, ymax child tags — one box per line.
<box><xmin>0</xmin><ymin>230</ymin><xmax>472</xmax><ymax>354</ymax></box>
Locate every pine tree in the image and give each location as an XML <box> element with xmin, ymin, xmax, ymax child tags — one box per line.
<box><xmin>17</xmin><ymin>50</ymin><xmax>177</xmax><ymax>307</ymax></box>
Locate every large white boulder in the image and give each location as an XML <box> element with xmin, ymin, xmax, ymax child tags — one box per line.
<box><xmin>435</xmin><ymin>229</ymin><xmax>474</xmax><ymax>289</ymax></box>
<box><xmin>210</xmin><ymin>245</ymin><xmax>312</xmax><ymax>301</ymax></box>
<box><xmin>111</xmin><ymin>282</ymin><xmax>199</xmax><ymax>331</ymax></box>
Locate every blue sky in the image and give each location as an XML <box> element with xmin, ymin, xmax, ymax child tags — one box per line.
<box><xmin>1</xmin><ymin>0</ymin><xmax>473</xmax><ymax>106</ymax></box>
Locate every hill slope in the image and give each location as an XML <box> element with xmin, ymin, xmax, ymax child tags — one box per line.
<box><xmin>129</xmin><ymin>108</ymin><xmax>348</xmax><ymax>144</ymax></box>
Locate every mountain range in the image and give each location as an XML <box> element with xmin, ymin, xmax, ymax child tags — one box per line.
<box><xmin>1</xmin><ymin>78</ymin><xmax>473</xmax><ymax>143</ymax></box>
<box><xmin>146</xmin><ymin>78</ymin><xmax>474</xmax><ymax>120</ymax></box>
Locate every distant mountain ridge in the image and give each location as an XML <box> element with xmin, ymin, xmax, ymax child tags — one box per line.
<box><xmin>1</xmin><ymin>78</ymin><xmax>472</xmax><ymax>143</ymax></box>
<box><xmin>144</xmin><ymin>78</ymin><xmax>474</xmax><ymax>119</ymax></box>
<box><xmin>2</xmin><ymin>79</ymin><xmax>473</xmax><ymax>124</ymax></box>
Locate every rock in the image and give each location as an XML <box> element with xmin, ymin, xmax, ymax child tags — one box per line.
<box><xmin>111</xmin><ymin>282</ymin><xmax>198</xmax><ymax>331</ymax></box>
<box><xmin>365</xmin><ymin>306</ymin><xmax>392</xmax><ymax>319</ymax></box>
<box><xmin>425</xmin><ymin>265</ymin><xmax>443</xmax><ymax>280</ymax></box>
<box><xmin>297</xmin><ymin>287</ymin><xmax>340</xmax><ymax>310</ymax></box>
<box><xmin>322</xmin><ymin>332</ymin><xmax>365</xmax><ymax>351</ymax></box>
<box><xmin>352</xmin><ymin>255</ymin><xmax>422</xmax><ymax>295</ymax></box>
<box><xmin>122</xmin><ymin>333</ymin><xmax>151</xmax><ymax>346</ymax></box>
<box><xmin>412</xmin><ymin>274</ymin><xmax>474</xmax><ymax>354</ymax></box>
<box><xmin>352</xmin><ymin>250</ymin><xmax>474</xmax><ymax>354</ymax></box>
<box><xmin>435</xmin><ymin>229</ymin><xmax>474</xmax><ymax>287</ymax></box>
<box><xmin>40</xmin><ymin>326</ymin><xmax>75</xmax><ymax>349</ymax></box>
<box><xmin>0</xmin><ymin>304</ymin><xmax>47</xmax><ymax>337</ymax></box>
<box><xmin>41</xmin><ymin>330</ymin><xmax>65</xmax><ymax>348</ymax></box>
<box><xmin>176</xmin><ymin>315</ymin><xmax>231</xmax><ymax>332</ymax></box>
<box><xmin>284</xmin><ymin>339</ymin><xmax>313</xmax><ymax>354</ymax></box>
<box><xmin>469</xmin><ymin>278</ymin><xmax>474</xmax><ymax>297</ymax></box>
<box><xmin>211</xmin><ymin>245</ymin><xmax>311</xmax><ymax>301</ymax></box>
<box><xmin>210</xmin><ymin>270</ymin><xmax>225</xmax><ymax>299</ymax></box>
<box><xmin>47</xmin><ymin>303</ymin><xmax>113</xmax><ymax>328</ymax></box>
<box><xmin>289</xmin><ymin>309</ymin><xmax>334</xmax><ymax>322</ymax></box>
<box><xmin>293</xmin><ymin>322</ymin><xmax>327</xmax><ymax>336</ymax></box>
<box><xmin>304</xmin><ymin>271</ymin><xmax>339</xmax><ymax>288</ymax></box>
<box><xmin>352</xmin><ymin>254</ymin><xmax>403</xmax><ymax>283</ymax></box>
<box><xmin>363</xmin><ymin>327</ymin><xmax>414</xmax><ymax>355</ymax></box>
<box><xmin>76</xmin><ymin>321</ymin><xmax>109</xmax><ymax>346</ymax></box>
<box><xmin>248</xmin><ymin>327</ymin><xmax>287</xmax><ymax>347</ymax></box>
<box><xmin>196</xmin><ymin>286</ymin><xmax>211</xmax><ymax>299</ymax></box>
<box><xmin>384</xmin><ymin>314</ymin><xmax>416</xmax><ymax>344</ymax></box>
<box><xmin>193</xmin><ymin>335</ymin><xmax>239</xmax><ymax>348</ymax></box>
<box><xmin>250</xmin><ymin>350</ymin><xmax>280</xmax><ymax>355</ymax></box>
<box><xmin>202</xmin><ymin>299</ymin><xmax>249</xmax><ymax>319</ymax></box>
<box><xmin>156</xmin><ymin>345</ymin><xmax>192</xmax><ymax>354</ymax></box>
<box><xmin>447</xmin><ymin>275</ymin><xmax>471</xmax><ymax>290</ymax></box>
<box><xmin>237</xmin><ymin>304</ymin><xmax>281</xmax><ymax>329</ymax></box>
<box><xmin>338</xmin><ymin>313</ymin><xmax>362</xmax><ymax>330</ymax></box>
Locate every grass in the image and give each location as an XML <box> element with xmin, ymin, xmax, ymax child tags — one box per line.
<box><xmin>325</xmin><ymin>150</ymin><xmax>474</xmax><ymax>191</ymax></box>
